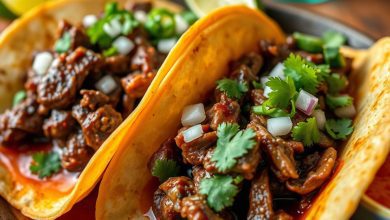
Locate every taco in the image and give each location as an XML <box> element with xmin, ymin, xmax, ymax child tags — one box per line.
<box><xmin>0</xmin><ymin>0</ymin><xmax>198</xmax><ymax>218</ymax></box>
<box><xmin>96</xmin><ymin>5</ymin><xmax>390</xmax><ymax>220</ymax></box>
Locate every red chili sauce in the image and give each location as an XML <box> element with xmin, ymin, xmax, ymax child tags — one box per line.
<box><xmin>365</xmin><ymin>155</ymin><xmax>390</xmax><ymax>208</ymax></box>
<box><xmin>0</xmin><ymin>142</ymin><xmax>79</xmax><ymax>197</ymax></box>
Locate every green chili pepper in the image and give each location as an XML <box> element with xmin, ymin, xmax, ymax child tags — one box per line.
<box><xmin>13</xmin><ymin>90</ymin><xmax>26</xmax><ymax>106</ymax></box>
<box><xmin>145</xmin><ymin>8</ymin><xmax>176</xmax><ymax>39</ymax></box>
<box><xmin>323</xmin><ymin>46</ymin><xmax>345</xmax><ymax>68</ymax></box>
<box><xmin>293</xmin><ymin>32</ymin><xmax>324</xmax><ymax>53</ymax></box>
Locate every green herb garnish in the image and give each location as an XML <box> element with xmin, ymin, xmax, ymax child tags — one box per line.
<box><xmin>323</xmin><ymin>46</ymin><xmax>345</xmax><ymax>68</ymax></box>
<box><xmin>216</xmin><ymin>79</ymin><xmax>248</xmax><ymax>99</ymax></box>
<box><xmin>323</xmin><ymin>31</ymin><xmax>346</xmax><ymax>48</ymax></box>
<box><xmin>180</xmin><ymin>10</ymin><xmax>198</xmax><ymax>25</ymax></box>
<box><xmin>284</xmin><ymin>54</ymin><xmax>319</xmax><ymax>94</ymax></box>
<box><xmin>325</xmin><ymin>118</ymin><xmax>354</xmax><ymax>140</ymax></box>
<box><xmin>292</xmin><ymin>117</ymin><xmax>320</xmax><ymax>146</ymax></box>
<box><xmin>199</xmin><ymin>175</ymin><xmax>239</xmax><ymax>212</ymax></box>
<box><xmin>151</xmin><ymin>159</ymin><xmax>180</xmax><ymax>182</ymax></box>
<box><xmin>326</xmin><ymin>94</ymin><xmax>353</xmax><ymax>109</ymax></box>
<box><xmin>145</xmin><ymin>8</ymin><xmax>176</xmax><ymax>39</ymax></box>
<box><xmin>54</xmin><ymin>32</ymin><xmax>71</xmax><ymax>53</ymax></box>
<box><xmin>211</xmin><ymin>123</ymin><xmax>256</xmax><ymax>172</ymax></box>
<box><xmin>326</xmin><ymin>73</ymin><xmax>347</xmax><ymax>94</ymax></box>
<box><xmin>293</xmin><ymin>32</ymin><xmax>324</xmax><ymax>53</ymax></box>
<box><xmin>13</xmin><ymin>90</ymin><xmax>26</xmax><ymax>106</ymax></box>
<box><xmin>265</xmin><ymin>76</ymin><xmax>297</xmax><ymax>109</ymax></box>
<box><xmin>29</xmin><ymin>151</ymin><xmax>62</xmax><ymax>179</ymax></box>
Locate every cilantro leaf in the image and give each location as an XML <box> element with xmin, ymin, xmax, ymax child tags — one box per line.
<box><xmin>292</xmin><ymin>117</ymin><xmax>320</xmax><ymax>146</ymax></box>
<box><xmin>29</xmin><ymin>151</ymin><xmax>61</xmax><ymax>179</ymax></box>
<box><xmin>151</xmin><ymin>159</ymin><xmax>180</xmax><ymax>182</ymax></box>
<box><xmin>323</xmin><ymin>46</ymin><xmax>345</xmax><ymax>68</ymax></box>
<box><xmin>54</xmin><ymin>32</ymin><xmax>71</xmax><ymax>53</ymax></box>
<box><xmin>325</xmin><ymin>119</ymin><xmax>354</xmax><ymax>140</ymax></box>
<box><xmin>216</xmin><ymin>79</ymin><xmax>248</xmax><ymax>99</ymax></box>
<box><xmin>323</xmin><ymin>31</ymin><xmax>346</xmax><ymax>48</ymax></box>
<box><xmin>265</xmin><ymin>76</ymin><xmax>297</xmax><ymax>109</ymax></box>
<box><xmin>326</xmin><ymin>73</ymin><xmax>347</xmax><ymax>94</ymax></box>
<box><xmin>326</xmin><ymin>94</ymin><xmax>353</xmax><ymax>109</ymax></box>
<box><xmin>316</xmin><ymin>64</ymin><xmax>331</xmax><ymax>82</ymax></box>
<box><xmin>212</xmin><ymin>123</ymin><xmax>256</xmax><ymax>172</ymax></box>
<box><xmin>283</xmin><ymin>54</ymin><xmax>319</xmax><ymax>94</ymax></box>
<box><xmin>199</xmin><ymin>175</ymin><xmax>239</xmax><ymax>212</ymax></box>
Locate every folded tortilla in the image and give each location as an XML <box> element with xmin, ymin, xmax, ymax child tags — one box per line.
<box><xmin>0</xmin><ymin>0</ymin><xmax>182</xmax><ymax>219</ymax></box>
<box><xmin>95</xmin><ymin>5</ymin><xmax>390</xmax><ymax>220</ymax></box>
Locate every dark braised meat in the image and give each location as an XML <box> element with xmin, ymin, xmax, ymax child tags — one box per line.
<box><xmin>57</xmin><ymin>20</ymin><xmax>91</xmax><ymax>50</ymax></box>
<box><xmin>121</xmin><ymin>72</ymin><xmax>155</xmax><ymax>98</ymax></box>
<box><xmin>0</xmin><ymin>96</ymin><xmax>43</xmax><ymax>144</ymax></box>
<box><xmin>62</xmin><ymin>130</ymin><xmax>94</xmax><ymax>171</ymax></box>
<box><xmin>37</xmin><ymin>47</ymin><xmax>101</xmax><ymax>109</ymax></box>
<box><xmin>80</xmin><ymin>105</ymin><xmax>123</xmax><ymax>150</ymax></box>
<box><xmin>247</xmin><ymin>169</ymin><xmax>274</xmax><ymax>220</ymax></box>
<box><xmin>131</xmin><ymin>41</ymin><xmax>160</xmax><ymax>74</ymax></box>
<box><xmin>121</xmin><ymin>94</ymin><xmax>136</xmax><ymax>118</ymax></box>
<box><xmin>103</xmin><ymin>55</ymin><xmax>131</xmax><ymax>75</ymax></box>
<box><xmin>148</xmin><ymin>138</ymin><xmax>180</xmax><ymax>173</ymax></box>
<box><xmin>207</xmin><ymin>93</ymin><xmax>240</xmax><ymax>131</ymax></box>
<box><xmin>181</xmin><ymin>195</ymin><xmax>223</xmax><ymax>220</ymax></box>
<box><xmin>43</xmin><ymin>110</ymin><xmax>75</xmax><ymax>139</ymax></box>
<box><xmin>230</xmin><ymin>52</ymin><xmax>263</xmax><ymax>84</ymax></box>
<box><xmin>80</xmin><ymin>90</ymin><xmax>110</xmax><ymax>111</ymax></box>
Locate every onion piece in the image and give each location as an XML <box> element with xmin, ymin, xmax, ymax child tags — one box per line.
<box><xmin>157</xmin><ymin>38</ymin><xmax>177</xmax><ymax>53</ymax></box>
<box><xmin>95</xmin><ymin>75</ymin><xmax>117</xmax><ymax>94</ymax></box>
<box><xmin>334</xmin><ymin>104</ymin><xmax>356</xmax><ymax>118</ymax></box>
<box><xmin>175</xmin><ymin>14</ymin><xmax>189</xmax><ymax>34</ymax></box>
<box><xmin>183</xmin><ymin>124</ymin><xmax>204</xmax><ymax>143</ymax></box>
<box><xmin>296</xmin><ymin>90</ymin><xmax>318</xmax><ymax>115</ymax></box>
<box><xmin>144</xmin><ymin>207</ymin><xmax>157</xmax><ymax>220</ymax></box>
<box><xmin>312</xmin><ymin>109</ymin><xmax>326</xmax><ymax>130</ymax></box>
<box><xmin>181</xmin><ymin>103</ymin><xmax>206</xmax><ymax>126</ymax></box>
<box><xmin>33</xmin><ymin>52</ymin><xmax>53</xmax><ymax>75</ymax></box>
<box><xmin>83</xmin><ymin>14</ymin><xmax>98</xmax><ymax>28</ymax></box>
<box><xmin>113</xmin><ymin>36</ymin><xmax>135</xmax><ymax>55</ymax></box>
<box><xmin>263</xmin><ymin>86</ymin><xmax>272</xmax><ymax>98</ymax></box>
<box><xmin>103</xmin><ymin>19</ymin><xmax>122</xmax><ymax>38</ymax></box>
<box><xmin>260</xmin><ymin>76</ymin><xmax>269</xmax><ymax>87</ymax></box>
<box><xmin>269</xmin><ymin>63</ymin><xmax>285</xmax><ymax>79</ymax></box>
<box><xmin>134</xmin><ymin>10</ymin><xmax>147</xmax><ymax>23</ymax></box>
<box><xmin>267</xmin><ymin>117</ymin><xmax>293</xmax><ymax>136</ymax></box>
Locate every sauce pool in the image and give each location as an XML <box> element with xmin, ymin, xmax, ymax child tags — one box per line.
<box><xmin>365</xmin><ymin>155</ymin><xmax>390</xmax><ymax>208</ymax></box>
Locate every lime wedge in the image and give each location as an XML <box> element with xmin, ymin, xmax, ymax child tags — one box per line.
<box><xmin>2</xmin><ymin>0</ymin><xmax>49</xmax><ymax>15</ymax></box>
<box><xmin>185</xmin><ymin>0</ymin><xmax>261</xmax><ymax>17</ymax></box>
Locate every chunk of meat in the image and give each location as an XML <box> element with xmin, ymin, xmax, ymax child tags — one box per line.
<box><xmin>37</xmin><ymin>47</ymin><xmax>101</xmax><ymax>109</ymax></box>
<box><xmin>121</xmin><ymin>94</ymin><xmax>136</xmax><ymax>118</ymax></box>
<box><xmin>247</xmin><ymin>169</ymin><xmax>274</xmax><ymax>220</ymax></box>
<box><xmin>251</xmin><ymin>89</ymin><xmax>267</xmax><ymax>106</ymax></box>
<box><xmin>72</xmin><ymin>104</ymin><xmax>89</xmax><ymax>125</ymax></box>
<box><xmin>0</xmin><ymin>96</ymin><xmax>43</xmax><ymax>144</ymax></box>
<box><xmin>286</xmin><ymin>147</ymin><xmax>337</xmax><ymax>195</ymax></box>
<box><xmin>121</xmin><ymin>72</ymin><xmax>155</xmax><ymax>98</ymax></box>
<box><xmin>192</xmin><ymin>166</ymin><xmax>212</xmax><ymax>191</ymax></box>
<box><xmin>207</xmin><ymin>93</ymin><xmax>240</xmax><ymax>130</ymax></box>
<box><xmin>148</xmin><ymin>138</ymin><xmax>180</xmax><ymax>173</ymax></box>
<box><xmin>318</xmin><ymin>132</ymin><xmax>336</xmax><ymax>148</ymax></box>
<box><xmin>230</xmin><ymin>53</ymin><xmax>263</xmax><ymax>83</ymax></box>
<box><xmin>248</xmin><ymin>117</ymin><xmax>298</xmax><ymax>180</ymax></box>
<box><xmin>43</xmin><ymin>110</ymin><xmax>75</xmax><ymax>139</ymax></box>
<box><xmin>159</xmin><ymin>177</ymin><xmax>196</xmax><ymax>213</ymax></box>
<box><xmin>62</xmin><ymin>130</ymin><xmax>94</xmax><ymax>171</ymax></box>
<box><xmin>181</xmin><ymin>195</ymin><xmax>223</xmax><ymax>220</ymax></box>
<box><xmin>56</xmin><ymin>20</ymin><xmax>91</xmax><ymax>50</ymax></box>
<box><xmin>131</xmin><ymin>42</ymin><xmax>159</xmax><ymax>74</ymax></box>
<box><xmin>296</xmin><ymin>51</ymin><xmax>324</xmax><ymax>64</ymax></box>
<box><xmin>103</xmin><ymin>55</ymin><xmax>131</xmax><ymax>74</ymax></box>
<box><xmin>80</xmin><ymin>90</ymin><xmax>110</xmax><ymax>111</ymax></box>
<box><xmin>80</xmin><ymin>105</ymin><xmax>123</xmax><ymax>150</ymax></box>
<box><xmin>233</xmin><ymin>141</ymin><xmax>261</xmax><ymax>180</ymax></box>
<box><xmin>152</xmin><ymin>189</ymin><xmax>180</xmax><ymax>220</ymax></box>
<box><xmin>273</xmin><ymin>210</ymin><xmax>293</xmax><ymax>220</ymax></box>
<box><xmin>127</xmin><ymin>1</ymin><xmax>152</xmax><ymax>12</ymax></box>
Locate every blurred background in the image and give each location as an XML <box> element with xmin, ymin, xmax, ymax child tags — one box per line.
<box><xmin>0</xmin><ymin>0</ymin><xmax>388</xmax><ymax>39</ymax></box>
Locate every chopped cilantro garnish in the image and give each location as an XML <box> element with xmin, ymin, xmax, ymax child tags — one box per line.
<box><xmin>326</xmin><ymin>94</ymin><xmax>353</xmax><ymax>109</ymax></box>
<box><xmin>216</xmin><ymin>79</ymin><xmax>248</xmax><ymax>99</ymax></box>
<box><xmin>151</xmin><ymin>159</ymin><xmax>180</xmax><ymax>182</ymax></box>
<box><xmin>253</xmin><ymin>105</ymin><xmax>288</xmax><ymax>117</ymax></box>
<box><xmin>325</xmin><ymin>118</ymin><xmax>353</xmax><ymax>140</ymax></box>
<box><xmin>13</xmin><ymin>90</ymin><xmax>26</xmax><ymax>107</ymax></box>
<box><xmin>326</xmin><ymin>73</ymin><xmax>347</xmax><ymax>94</ymax></box>
<box><xmin>54</xmin><ymin>32</ymin><xmax>71</xmax><ymax>53</ymax></box>
<box><xmin>323</xmin><ymin>31</ymin><xmax>346</xmax><ymax>48</ymax></box>
<box><xmin>29</xmin><ymin>151</ymin><xmax>61</xmax><ymax>179</ymax></box>
<box><xmin>252</xmin><ymin>80</ymin><xmax>263</xmax><ymax>89</ymax></box>
<box><xmin>292</xmin><ymin>117</ymin><xmax>320</xmax><ymax>146</ymax></box>
<box><xmin>199</xmin><ymin>175</ymin><xmax>239</xmax><ymax>212</ymax></box>
<box><xmin>265</xmin><ymin>76</ymin><xmax>297</xmax><ymax>109</ymax></box>
<box><xmin>283</xmin><ymin>54</ymin><xmax>319</xmax><ymax>94</ymax></box>
<box><xmin>315</xmin><ymin>64</ymin><xmax>331</xmax><ymax>82</ymax></box>
<box><xmin>212</xmin><ymin>123</ymin><xmax>256</xmax><ymax>172</ymax></box>
<box><xmin>323</xmin><ymin>46</ymin><xmax>345</xmax><ymax>68</ymax></box>
<box><xmin>293</xmin><ymin>32</ymin><xmax>324</xmax><ymax>53</ymax></box>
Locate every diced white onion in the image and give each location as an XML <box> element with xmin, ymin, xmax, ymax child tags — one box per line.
<box><xmin>334</xmin><ymin>105</ymin><xmax>356</xmax><ymax>118</ymax></box>
<box><xmin>263</xmin><ymin>86</ymin><xmax>272</xmax><ymax>98</ymax></box>
<box><xmin>296</xmin><ymin>90</ymin><xmax>318</xmax><ymax>115</ymax></box>
<box><xmin>82</xmin><ymin>14</ymin><xmax>98</xmax><ymax>28</ymax></box>
<box><xmin>134</xmin><ymin>10</ymin><xmax>147</xmax><ymax>23</ymax></box>
<box><xmin>33</xmin><ymin>52</ymin><xmax>54</xmax><ymax>75</ymax></box>
<box><xmin>267</xmin><ymin>117</ymin><xmax>292</xmax><ymax>137</ymax></box>
<box><xmin>181</xmin><ymin>103</ymin><xmax>206</xmax><ymax>126</ymax></box>
<box><xmin>157</xmin><ymin>38</ymin><xmax>177</xmax><ymax>53</ymax></box>
<box><xmin>260</xmin><ymin>76</ymin><xmax>269</xmax><ymax>87</ymax></box>
<box><xmin>312</xmin><ymin>109</ymin><xmax>326</xmax><ymax>130</ymax></box>
<box><xmin>144</xmin><ymin>207</ymin><xmax>157</xmax><ymax>220</ymax></box>
<box><xmin>183</xmin><ymin>124</ymin><xmax>204</xmax><ymax>143</ymax></box>
<box><xmin>269</xmin><ymin>63</ymin><xmax>285</xmax><ymax>79</ymax></box>
<box><xmin>103</xmin><ymin>19</ymin><xmax>122</xmax><ymax>38</ymax></box>
<box><xmin>175</xmin><ymin>14</ymin><xmax>189</xmax><ymax>34</ymax></box>
<box><xmin>113</xmin><ymin>36</ymin><xmax>135</xmax><ymax>55</ymax></box>
<box><xmin>95</xmin><ymin>75</ymin><xmax>117</xmax><ymax>94</ymax></box>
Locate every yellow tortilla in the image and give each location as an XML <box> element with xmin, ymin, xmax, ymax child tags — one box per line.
<box><xmin>96</xmin><ymin>6</ymin><xmax>390</xmax><ymax>220</ymax></box>
<box><xmin>0</xmin><ymin>0</ymin><xmax>182</xmax><ymax>219</ymax></box>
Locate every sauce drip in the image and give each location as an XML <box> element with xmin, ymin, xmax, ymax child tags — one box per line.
<box><xmin>365</xmin><ymin>155</ymin><xmax>390</xmax><ymax>208</ymax></box>
<box><xmin>0</xmin><ymin>142</ymin><xmax>79</xmax><ymax>197</ymax></box>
